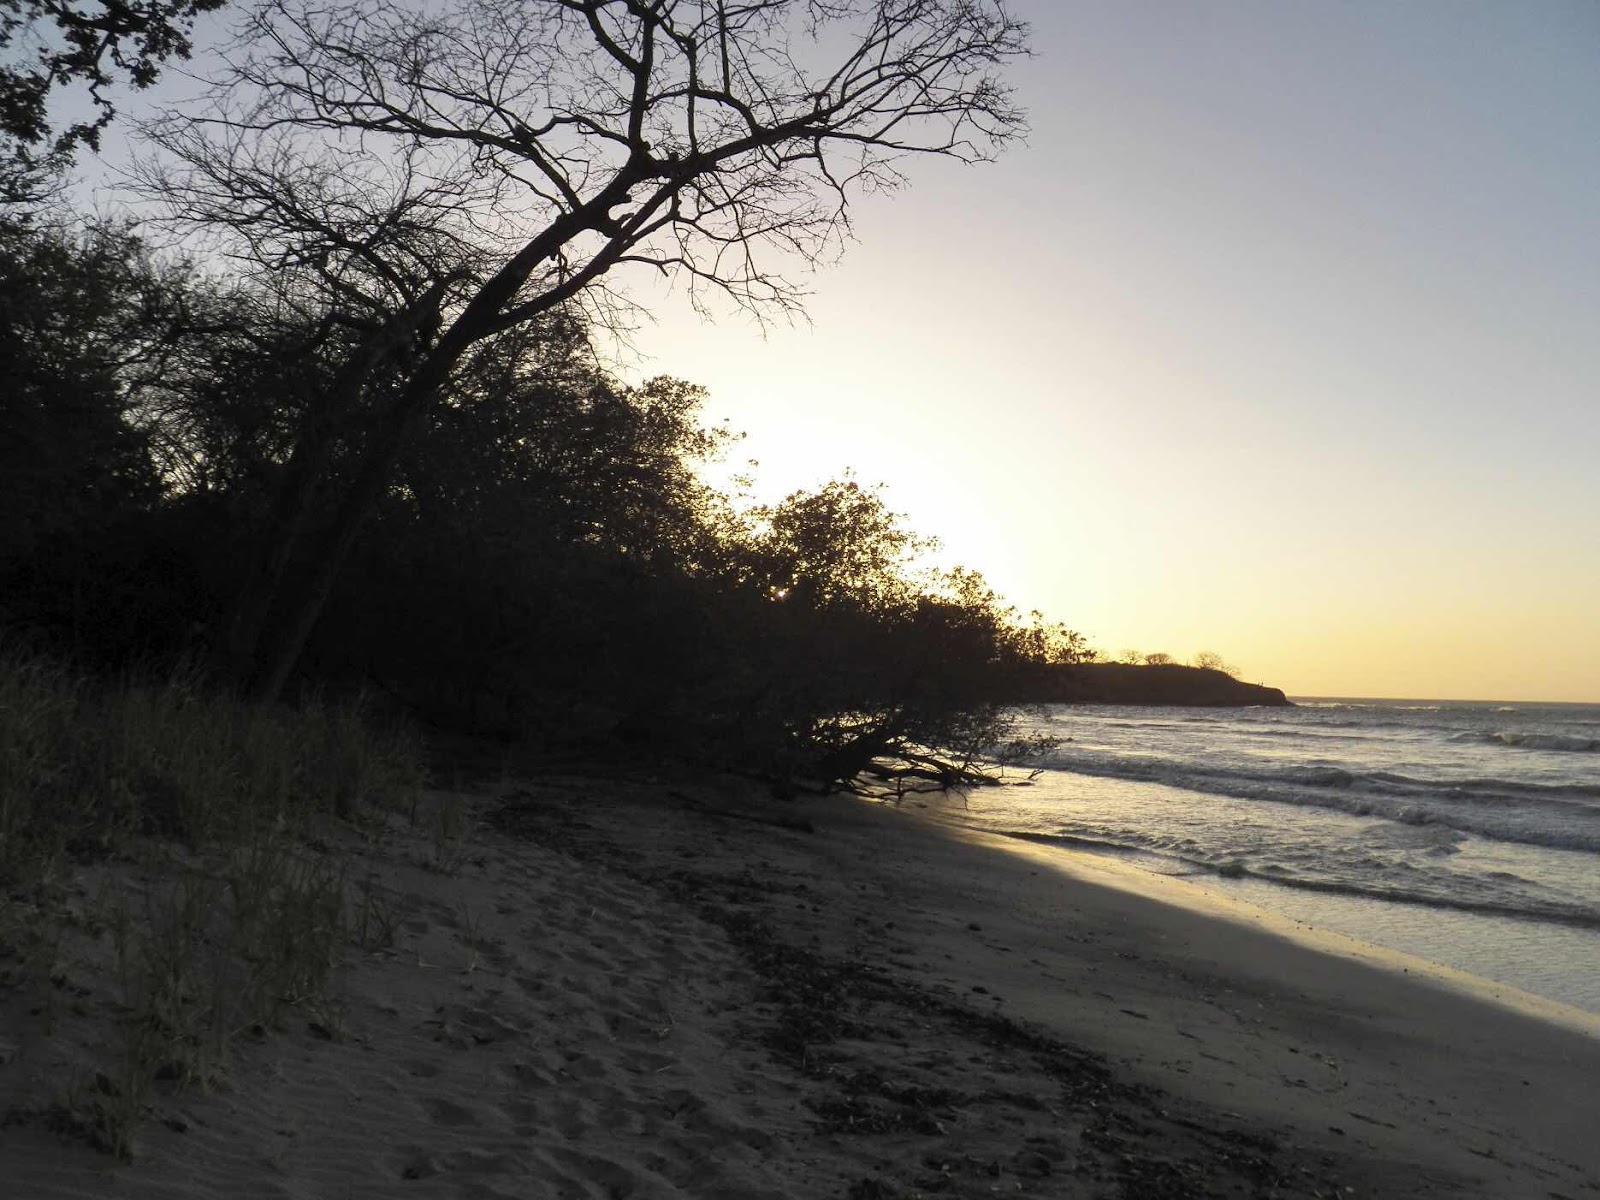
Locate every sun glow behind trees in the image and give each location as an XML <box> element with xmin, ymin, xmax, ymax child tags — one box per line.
<box><xmin>620</xmin><ymin>1</ymin><xmax>1600</xmax><ymax>702</ymax></box>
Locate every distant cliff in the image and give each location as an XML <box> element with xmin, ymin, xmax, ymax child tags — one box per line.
<box><xmin>1013</xmin><ymin>663</ymin><xmax>1292</xmax><ymax>707</ymax></box>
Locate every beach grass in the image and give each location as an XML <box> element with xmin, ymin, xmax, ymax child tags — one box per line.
<box><xmin>0</xmin><ymin>649</ymin><xmax>424</xmax><ymax>1157</ymax></box>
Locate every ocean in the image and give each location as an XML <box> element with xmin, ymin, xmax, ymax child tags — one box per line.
<box><xmin>966</xmin><ymin>700</ymin><xmax>1600</xmax><ymax>1014</ymax></box>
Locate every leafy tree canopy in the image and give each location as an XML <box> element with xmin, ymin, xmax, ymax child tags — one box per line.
<box><xmin>0</xmin><ymin>0</ymin><xmax>225</xmax><ymax>171</ymax></box>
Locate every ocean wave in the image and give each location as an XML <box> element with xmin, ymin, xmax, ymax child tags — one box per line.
<box><xmin>1239</xmin><ymin>726</ymin><xmax>1380</xmax><ymax>743</ymax></box>
<box><xmin>1283</xmin><ymin>765</ymin><xmax>1356</xmax><ymax>787</ymax></box>
<box><xmin>1043</xmin><ymin>750</ymin><xmax>1594</xmax><ymax>805</ymax></box>
<box><xmin>1035</xmin><ymin>751</ymin><xmax>1600</xmax><ymax>854</ymax></box>
<box><xmin>1365</xmin><ymin>772</ymin><xmax>1600</xmax><ymax>801</ymax></box>
<box><xmin>1295</xmin><ymin>702</ymin><xmax>1447</xmax><ymax>711</ymax></box>
<box><xmin>1204</xmin><ymin>864</ymin><xmax>1600</xmax><ymax>930</ymax></box>
<box><xmin>996</xmin><ymin>830</ymin><xmax>1146</xmax><ymax>856</ymax></box>
<box><xmin>1449</xmin><ymin>730</ymin><xmax>1599</xmax><ymax>753</ymax></box>
<box><xmin>991</xmin><ymin>829</ymin><xmax>1600</xmax><ymax>930</ymax></box>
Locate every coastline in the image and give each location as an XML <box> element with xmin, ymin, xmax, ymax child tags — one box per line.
<box><xmin>995</xmin><ymin>698</ymin><xmax>1600</xmax><ymax>1016</ymax></box>
<box><xmin>5</xmin><ymin>768</ymin><xmax>1598</xmax><ymax>1198</ymax></box>
<box><xmin>987</xmin><ymin>821</ymin><xmax>1600</xmax><ymax>1038</ymax></box>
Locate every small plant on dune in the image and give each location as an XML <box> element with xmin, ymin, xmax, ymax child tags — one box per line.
<box><xmin>421</xmin><ymin>790</ymin><xmax>474</xmax><ymax>875</ymax></box>
<box><xmin>0</xmin><ymin>652</ymin><xmax>92</xmax><ymax>881</ymax></box>
<box><xmin>225</xmin><ymin>831</ymin><xmax>347</xmax><ymax>1024</ymax></box>
<box><xmin>80</xmin><ymin>833</ymin><xmax>354</xmax><ymax>1160</ymax></box>
<box><xmin>94</xmin><ymin>866</ymin><xmax>226</xmax><ymax>1157</ymax></box>
<box><xmin>0</xmin><ymin>894</ymin><xmax>67</xmax><ymax>1033</ymax></box>
<box><xmin>352</xmin><ymin>871</ymin><xmax>397</xmax><ymax>952</ymax></box>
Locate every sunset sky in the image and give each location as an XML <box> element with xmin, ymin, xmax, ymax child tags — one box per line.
<box><xmin>75</xmin><ymin>1</ymin><xmax>1599</xmax><ymax>701</ymax></box>
<box><xmin>612</xmin><ymin>0</ymin><xmax>1600</xmax><ymax>702</ymax></box>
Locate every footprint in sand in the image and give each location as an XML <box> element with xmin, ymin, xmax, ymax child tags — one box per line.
<box><xmin>519</xmin><ymin>1146</ymin><xmax>637</xmax><ymax>1196</ymax></box>
<box><xmin>504</xmin><ymin>1056</ymin><xmax>567</xmax><ymax>1090</ymax></box>
<box><xmin>454</xmin><ymin>1005</ymin><xmax>529</xmax><ymax>1043</ymax></box>
<box><xmin>499</xmin><ymin>1096</ymin><xmax>544</xmax><ymax>1131</ymax></box>
<box><xmin>393</xmin><ymin>1146</ymin><xmax>441</xmax><ymax>1179</ymax></box>
<box><xmin>621</xmin><ymin>1048</ymin><xmax>677</xmax><ymax>1074</ymax></box>
<box><xmin>423</xmin><ymin>1097</ymin><xmax>481</xmax><ymax>1127</ymax></box>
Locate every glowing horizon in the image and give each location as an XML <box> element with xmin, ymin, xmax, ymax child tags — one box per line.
<box><xmin>613</xmin><ymin>1</ymin><xmax>1600</xmax><ymax>704</ymax></box>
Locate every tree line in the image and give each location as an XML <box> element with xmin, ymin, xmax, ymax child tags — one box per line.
<box><xmin>0</xmin><ymin>206</ymin><xmax>1089</xmax><ymax>790</ymax></box>
<box><xmin>0</xmin><ymin>0</ymin><xmax>1097</xmax><ymax>795</ymax></box>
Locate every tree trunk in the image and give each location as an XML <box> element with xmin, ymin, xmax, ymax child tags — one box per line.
<box><xmin>217</xmin><ymin>410</ymin><xmax>334</xmax><ymax>684</ymax></box>
<box><xmin>247</xmin><ymin>347</ymin><xmax>454</xmax><ymax>700</ymax></box>
<box><xmin>223</xmin><ymin>283</ymin><xmax>459</xmax><ymax>698</ymax></box>
<box><xmin>235</xmin><ymin>190</ymin><xmax>638</xmax><ymax>700</ymax></box>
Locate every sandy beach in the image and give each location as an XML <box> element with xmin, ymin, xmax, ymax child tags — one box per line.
<box><xmin>4</xmin><ymin>766</ymin><xmax>1599</xmax><ymax>1198</ymax></box>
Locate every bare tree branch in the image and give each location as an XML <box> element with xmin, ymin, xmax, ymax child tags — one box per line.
<box><xmin>134</xmin><ymin>0</ymin><xmax>1029</xmax><ymax>698</ymax></box>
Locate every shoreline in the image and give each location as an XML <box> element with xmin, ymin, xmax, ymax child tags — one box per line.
<box><xmin>4</xmin><ymin>767</ymin><xmax>1598</xmax><ymax>1197</ymax></box>
<box><xmin>985</xmin><ymin>817</ymin><xmax>1600</xmax><ymax>1022</ymax></box>
<box><xmin>993</xmin><ymin>699</ymin><xmax>1600</xmax><ymax>1017</ymax></box>
<box><xmin>776</xmin><ymin>789</ymin><xmax>1600</xmax><ymax>1192</ymax></box>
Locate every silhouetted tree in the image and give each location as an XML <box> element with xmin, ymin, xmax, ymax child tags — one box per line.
<box><xmin>0</xmin><ymin>212</ymin><xmax>223</xmax><ymax>655</ymax></box>
<box><xmin>0</xmin><ymin>215</ymin><xmax>170</xmax><ymax>564</ymax></box>
<box><xmin>139</xmin><ymin>0</ymin><xmax>1029</xmax><ymax>698</ymax></box>
<box><xmin>0</xmin><ymin>0</ymin><xmax>226</xmax><ymax>186</ymax></box>
<box><xmin>676</xmin><ymin>482</ymin><xmax>1082</xmax><ymax>792</ymax></box>
<box><xmin>1192</xmin><ymin>650</ymin><xmax>1237</xmax><ymax>676</ymax></box>
<box><xmin>395</xmin><ymin>342</ymin><xmax>734</xmax><ymax>566</ymax></box>
<box><xmin>306</xmin><ymin>347</ymin><xmax>740</xmax><ymax>731</ymax></box>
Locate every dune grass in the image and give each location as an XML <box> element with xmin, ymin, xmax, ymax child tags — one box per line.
<box><xmin>0</xmin><ymin>654</ymin><xmax>421</xmax><ymax>881</ymax></box>
<box><xmin>0</xmin><ymin>649</ymin><xmax>425</xmax><ymax>1158</ymax></box>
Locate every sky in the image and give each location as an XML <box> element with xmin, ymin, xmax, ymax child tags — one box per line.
<box><xmin>606</xmin><ymin>0</ymin><xmax>1600</xmax><ymax>702</ymax></box>
<box><xmin>67</xmin><ymin>0</ymin><xmax>1599</xmax><ymax>701</ymax></box>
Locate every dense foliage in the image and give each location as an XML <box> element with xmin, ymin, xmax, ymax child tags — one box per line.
<box><xmin>0</xmin><ymin>0</ymin><xmax>226</xmax><ymax>199</ymax></box>
<box><xmin>0</xmin><ymin>203</ymin><xmax>1085</xmax><ymax>793</ymax></box>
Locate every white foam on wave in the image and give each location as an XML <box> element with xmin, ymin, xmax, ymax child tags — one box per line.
<box><xmin>1494</xmin><ymin>732</ymin><xmax>1598</xmax><ymax>752</ymax></box>
<box><xmin>1035</xmin><ymin>749</ymin><xmax>1600</xmax><ymax>855</ymax></box>
<box><xmin>1449</xmin><ymin>729</ymin><xmax>1599</xmax><ymax>752</ymax></box>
